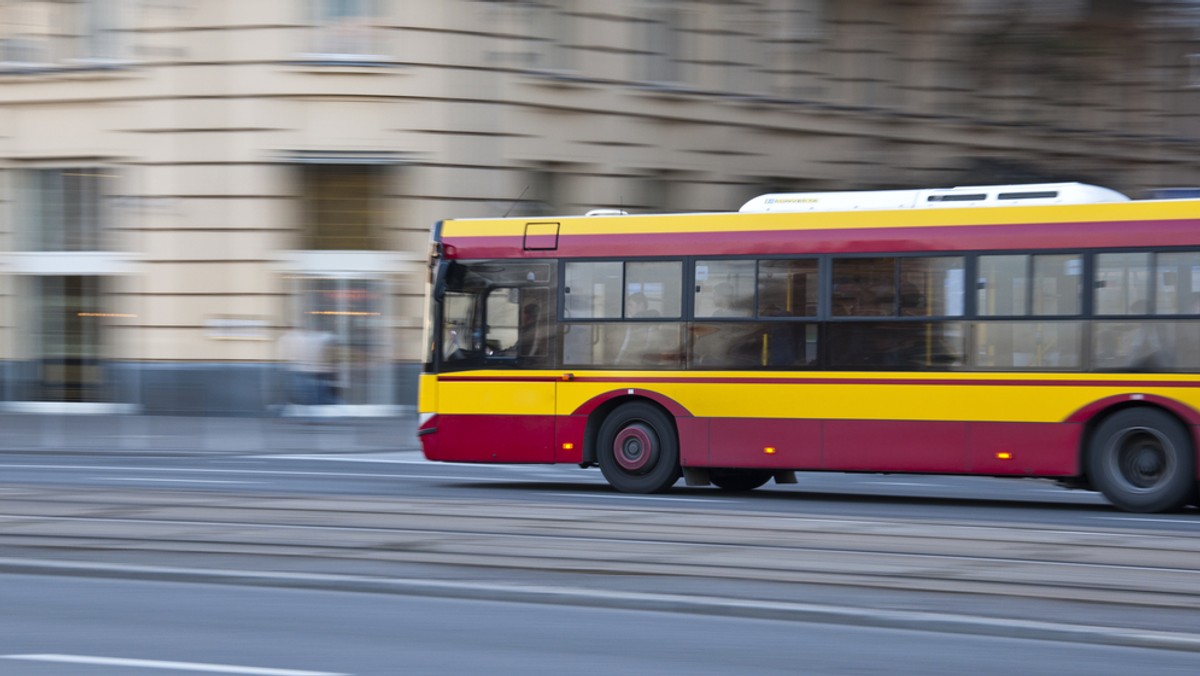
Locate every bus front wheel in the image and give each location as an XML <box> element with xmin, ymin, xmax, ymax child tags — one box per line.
<box><xmin>597</xmin><ymin>402</ymin><xmax>680</xmax><ymax>494</ymax></box>
<box><xmin>1087</xmin><ymin>408</ymin><xmax>1195</xmax><ymax>513</ymax></box>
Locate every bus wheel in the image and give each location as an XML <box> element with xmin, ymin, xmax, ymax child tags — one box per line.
<box><xmin>597</xmin><ymin>402</ymin><xmax>680</xmax><ymax>494</ymax></box>
<box><xmin>1087</xmin><ymin>408</ymin><xmax>1195</xmax><ymax>513</ymax></box>
<box><xmin>709</xmin><ymin>468</ymin><xmax>772</xmax><ymax>492</ymax></box>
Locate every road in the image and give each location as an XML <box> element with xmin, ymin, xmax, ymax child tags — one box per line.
<box><xmin>3</xmin><ymin>448</ymin><xmax>1200</xmax><ymax>673</ymax></box>
<box><xmin>3</xmin><ymin>573</ymin><xmax>1199</xmax><ymax>676</ymax></box>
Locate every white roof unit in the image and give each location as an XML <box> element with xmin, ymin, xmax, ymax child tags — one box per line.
<box><xmin>738</xmin><ymin>182</ymin><xmax>1130</xmax><ymax>213</ymax></box>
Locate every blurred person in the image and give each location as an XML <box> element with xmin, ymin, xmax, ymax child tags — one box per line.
<box><xmin>712</xmin><ymin>282</ymin><xmax>751</xmax><ymax>317</ymax></box>
<box><xmin>278</xmin><ymin>316</ymin><xmax>338</xmax><ymax>406</ymax></box>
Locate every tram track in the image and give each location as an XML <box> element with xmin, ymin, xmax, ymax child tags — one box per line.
<box><xmin>1</xmin><ymin>486</ymin><xmax>1198</xmax><ymax>609</ymax></box>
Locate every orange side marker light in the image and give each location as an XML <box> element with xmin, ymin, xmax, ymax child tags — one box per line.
<box><xmin>764</xmin><ymin>447</ymin><xmax>777</xmax><ymax>455</ymax></box>
<box><xmin>996</xmin><ymin>451</ymin><xmax>1013</xmax><ymax>460</ymax></box>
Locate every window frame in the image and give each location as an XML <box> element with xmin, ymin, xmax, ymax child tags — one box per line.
<box><xmin>826</xmin><ymin>253</ymin><xmax>968</xmax><ymax>321</ymax></box>
<box><xmin>561</xmin><ymin>258</ymin><xmax>686</xmax><ymax>323</ymax></box>
<box><xmin>0</xmin><ymin>0</ymin><xmax>126</xmax><ymax>71</ymax></box>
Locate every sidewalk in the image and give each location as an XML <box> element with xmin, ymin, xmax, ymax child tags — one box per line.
<box><xmin>0</xmin><ymin>412</ymin><xmax>420</xmax><ymax>455</ymax></box>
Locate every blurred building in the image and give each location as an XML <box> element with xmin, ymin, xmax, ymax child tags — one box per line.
<box><xmin>2</xmin><ymin>0</ymin><xmax>1200</xmax><ymax>414</ymax></box>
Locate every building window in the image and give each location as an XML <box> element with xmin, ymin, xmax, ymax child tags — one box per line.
<box><xmin>20</xmin><ymin>167</ymin><xmax>113</xmax><ymax>251</ymax></box>
<box><xmin>764</xmin><ymin>0</ymin><xmax>823</xmax><ymax>98</ymax></box>
<box><xmin>530</xmin><ymin>0</ymin><xmax>574</xmax><ymax>71</ymax></box>
<box><xmin>643</xmin><ymin>0</ymin><xmax>683</xmax><ymax>83</ymax></box>
<box><xmin>300</xmin><ymin>164</ymin><xmax>387</xmax><ymax>251</ymax></box>
<box><xmin>310</xmin><ymin>0</ymin><xmax>382</xmax><ymax>58</ymax></box>
<box><xmin>0</xmin><ymin>0</ymin><xmax>122</xmax><ymax>68</ymax></box>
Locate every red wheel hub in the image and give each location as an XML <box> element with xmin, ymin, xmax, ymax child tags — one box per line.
<box><xmin>613</xmin><ymin>423</ymin><xmax>655</xmax><ymax>472</ymax></box>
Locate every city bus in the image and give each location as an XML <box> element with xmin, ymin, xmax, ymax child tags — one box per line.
<box><xmin>418</xmin><ymin>182</ymin><xmax>1200</xmax><ymax>513</ymax></box>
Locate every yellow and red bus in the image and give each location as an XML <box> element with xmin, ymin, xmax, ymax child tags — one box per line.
<box><xmin>418</xmin><ymin>182</ymin><xmax>1200</xmax><ymax>513</ymax></box>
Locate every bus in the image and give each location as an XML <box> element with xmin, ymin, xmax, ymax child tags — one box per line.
<box><xmin>418</xmin><ymin>182</ymin><xmax>1200</xmax><ymax>513</ymax></box>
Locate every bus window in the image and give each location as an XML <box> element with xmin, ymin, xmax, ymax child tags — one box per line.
<box><xmin>832</xmin><ymin>256</ymin><xmax>963</xmax><ymax>318</ymax></box>
<box><xmin>689</xmin><ymin>322</ymin><xmax>817</xmax><ymax>369</ymax></box>
<box><xmin>978</xmin><ymin>255</ymin><xmax>1028</xmax><ymax>316</ymax></box>
<box><xmin>484</xmin><ymin>287</ymin><xmax>554</xmax><ymax>364</ymax></box>
<box><xmin>565</xmin><ymin>261</ymin><xmax>622</xmax><ymax>319</ymax></box>
<box><xmin>832</xmin><ymin>258</ymin><xmax>895</xmax><ymax>316</ymax></box>
<box><xmin>484</xmin><ymin>290</ymin><xmax>520</xmax><ymax>358</ymax></box>
<box><xmin>441</xmin><ymin>292</ymin><xmax>479</xmax><ymax>367</ymax></box>
<box><xmin>1033</xmin><ymin>254</ymin><xmax>1083</xmax><ymax>316</ymax></box>
<box><xmin>974</xmin><ymin>321</ymin><xmax>1082</xmax><ymax>369</ymax></box>
<box><xmin>564</xmin><ymin>260</ymin><xmax>683</xmax><ymax>319</ymax></box>
<box><xmin>695</xmin><ymin>260</ymin><xmax>754</xmax><ymax>318</ymax></box>
<box><xmin>563</xmin><ymin>322</ymin><xmax>684</xmax><ymax>368</ymax></box>
<box><xmin>626</xmin><ymin>261</ymin><xmax>683</xmax><ymax>318</ymax></box>
<box><xmin>1095</xmin><ymin>252</ymin><xmax>1151</xmax><ymax>315</ymax></box>
<box><xmin>1155</xmin><ymin>252</ymin><xmax>1200</xmax><ymax>315</ymax></box>
<box><xmin>515</xmin><ymin>288</ymin><xmax>551</xmax><ymax>360</ymax></box>
<box><xmin>758</xmin><ymin>259</ymin><xmax>818</xmax><ymax>318</ymax></box>
<box><xmin>1093</xmin><ymin>320</ymin><xmax>1168</xmax><ymax>371</ymax></box>
<box><xmin>900</xmin><ymin>257</ymin><xmax>964</xmax><ymax>317</ymax></box>
<box><xmin>828</xmin><ymin>321</ymin><xmax>965</xmax><ymax>369</ymax></box>
<box><xmin>437</xmin><ymin>260</ymin><xmax>556</xmax><ymax>368</ymax></box>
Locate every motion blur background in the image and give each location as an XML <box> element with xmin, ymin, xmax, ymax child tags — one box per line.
<box><xmin>3</xmin><ymin>0</ymin><xmax>1200</xmax><ymax>417</ymax></box>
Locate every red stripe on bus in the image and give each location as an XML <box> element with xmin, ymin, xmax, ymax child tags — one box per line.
<box><xmin>424</xmin><ymin>414</ymin><xmax>1082</xmax><ymax>476</ymax></box>
<box><xmin>443</xmin><ymin>219</ymin><xmax>1200</xmax><ymax>258</ymax></box>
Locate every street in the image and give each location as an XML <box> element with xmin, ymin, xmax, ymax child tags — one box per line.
<box><xmin>3</xmin><ymin>447</ymin><xmax>1200</xmax><ymax>674</ymax></box>
<box><xmin>3</xmin><ymin>574</ymin><xmax>1199</xmax><ymax>676</ymax></box>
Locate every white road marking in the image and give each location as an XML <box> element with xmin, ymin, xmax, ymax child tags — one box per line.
<box><xmin>262</xmin><ymin>453</ymin><xmax>427</xmax><ymax>464</ymax></box>
<box><xmin>1</xmin><ymin>653</ymin><xmax>348</xmax><ymax>675</ymax></box>
<box><xmin>853</xmin><ymin>481</ymin><xmax>938</xmax><ymax>488</ymax></box>
<box><xmin>98</xmin><ymin>478</ymin><xmax>262</xmax><ymax>485</ymax></box>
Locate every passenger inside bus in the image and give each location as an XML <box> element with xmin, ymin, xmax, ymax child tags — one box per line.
<box><xmin>614</xmin><ymin>292</ymin><xmax>657</xmax><ymax>365</ymax></box>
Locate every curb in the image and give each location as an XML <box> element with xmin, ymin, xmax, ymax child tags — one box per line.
<box><xmin>3</xmin><ymin>557</ymin><xmax>1199</xmax><ymax>654</ymax></box>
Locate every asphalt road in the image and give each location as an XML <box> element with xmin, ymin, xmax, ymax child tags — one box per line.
<box><xmin>3</xmin><ymin>448</ymin><xmax>1200</xmax><ymax>673</ymax></box>
<box><xmin>2</xmin><ymin>449</ymin><xmax>1198</xmax><ymax>532</ymax></box>
<box><xmin>3</xmin><ymin>573</ymin><xmax>1198</xmax><ymax>676</ymax></box>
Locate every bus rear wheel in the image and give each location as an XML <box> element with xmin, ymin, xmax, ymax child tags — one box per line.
<box><xmin>709</xmin><ymin>468</ymin><xmax>773</xmax><ymax>492</ymax></box>
<box><xmin>597</xmin><ymin>402</ymin><xmax>680</xmax><ymax>494</ymax></box>
<box><xmin>1087</xmin><ymin>408</ymin><xmax>1195</xmax><ymax>513</ymax></box>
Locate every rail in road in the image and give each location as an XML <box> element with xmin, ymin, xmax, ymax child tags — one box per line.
<box><xmin>1</xmin><ymin>485</ymin><xmax>1198</xmax><ymax>609</ymax></box>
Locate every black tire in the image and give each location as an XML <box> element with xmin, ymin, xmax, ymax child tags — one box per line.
<box><xmin>1087</xmin><ymin>408</ymin><xmax>1195</xmax><ymax>513</ymax></box>
<box><xmin>709</xmin><ymin>468</ymin><xmax>773</xmax><ymax>492</ymax></box>
<box><xmin>597</xmin><ymin>402</ymin><xmax>680</xmax><ymax>493</ymax></box>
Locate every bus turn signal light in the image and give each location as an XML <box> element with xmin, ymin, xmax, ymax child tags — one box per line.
<box><xmin>996</xmin><ymin>452</ymin><xmax>1013</xmax><ymax>460</ymax></box>
<box><xmin>764</xmin><ymin>447</ymin><xmax>776</xmax><ymax>455</ymax></box>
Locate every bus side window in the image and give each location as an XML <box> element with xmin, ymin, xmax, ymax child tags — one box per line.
<box><xmin>758</xmin><ymin>259</ymin><xmax>818</xmax><ymax>318</ymax></box>
<box><xmin>1154</xmin><ymin>251</ymin><xmax>1200</xmax><ymax>315</ymax></box>
<box><xmin>832</xmin><ymin>257</ymin><xmax>895</xmax><ymax>316</ymax></box>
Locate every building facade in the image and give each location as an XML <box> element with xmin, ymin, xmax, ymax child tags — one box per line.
<box><xmin>2</xmin><ymin>0</ymin><xmax>1199</xmax><ymax>414</ymax></box>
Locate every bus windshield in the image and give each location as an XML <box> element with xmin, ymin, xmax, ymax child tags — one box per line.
<box><xmin>436</xmin><ymin>260</ymin><xmax>556</xmax><ymax>371</ymax></box>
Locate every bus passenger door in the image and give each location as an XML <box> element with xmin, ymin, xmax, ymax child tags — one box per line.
<box><xmin>472</xmin><ymin>282</ymin><xmax>556</xmax><ymax>462</ymax></box>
